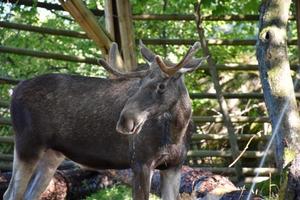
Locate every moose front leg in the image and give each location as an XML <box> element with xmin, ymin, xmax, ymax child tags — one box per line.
<box><xmin>132</xmin><ymin>164</ymin><xmax>153</xmax><ymax>200</ymax></box>
<box><xmin>160</xmin><ymin>167</ymin><xmax>181</xmax><ymax>200</ymax></box>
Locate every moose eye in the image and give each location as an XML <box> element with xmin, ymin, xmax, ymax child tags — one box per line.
<box><xmin>157</xmin><ymin>83</ymin><xmax>166</xmax><ymax>93</ymax></box>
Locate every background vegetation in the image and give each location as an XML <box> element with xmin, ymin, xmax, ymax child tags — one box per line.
<box><xmin>0</xmin><ymin>0</ymin><xmax>298</xmax><ymax>198</ymax></box>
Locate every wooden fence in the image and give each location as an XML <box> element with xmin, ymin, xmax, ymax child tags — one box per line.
<box><xmin>1</xmin><ymin>0</ymin><xmax>298</xmax><ymax>183</ymax></box>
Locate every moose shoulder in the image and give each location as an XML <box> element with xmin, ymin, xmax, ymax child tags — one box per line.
<box><xmin>4</xmin><ymin>42</ymin><xmax>205</xmax><ymax>200</ymax></box>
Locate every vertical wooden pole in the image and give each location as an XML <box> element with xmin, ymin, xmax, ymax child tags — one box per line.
<box><xmin>104</xmin><ymin>0</ymin><xmax>124</xmax><ymax>71</ymax></box>
<box><xmin>104</xmin><ymin>0</ymin><xmax>115</xmax><ymax>41</ymax></box>
<box><xmin>195</xmin><ymin>1</ymin><xmax>244</xmax><ymax>183</ymax></box>
<box><xmin>116</xmin><ymin>0</ymin><xmax>137</xmax><ymax>71</ymax></box>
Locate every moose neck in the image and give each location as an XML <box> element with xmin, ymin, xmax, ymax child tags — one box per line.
<box><xmin>169</xmin><ymin>76</ymin><xmax>192</xmax><ymax>144</ymax></box>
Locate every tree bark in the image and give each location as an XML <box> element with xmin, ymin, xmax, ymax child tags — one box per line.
<box><xmin>256</xmin><ymin>0</ymin><xmax>300</xmax><ymax>199</ymax></box>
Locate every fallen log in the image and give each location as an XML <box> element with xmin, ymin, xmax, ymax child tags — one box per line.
<box><xmin>0</xmin><ymin>166</ymin><xmax>263</xmax><ymax>200</ymax></box>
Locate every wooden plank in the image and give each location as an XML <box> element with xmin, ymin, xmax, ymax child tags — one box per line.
<box><xmin>190</xmin><ymin>92</ymin><xmax>264</xmax><ymax>99</ymax></box>
<box><xmin>0</xmin><ymin>162</ymin><xmax>12</xmax><ymax>171</ymax></box>
<box><xmin>191</xmin><ymin>134</ymin><xmax>270</xmax><ymax>141</ymax></box>
<box><xmin>0</xmin><ymin>45</ymin><xmax>98</xmax><ymax>64</ymax></box>
<box><xmin>192</xmin><ymin>116</ymin><xmax>269</xmax><ymax>123</ymax></box>
<box><xmin>0</xmin><ymin>136</ymin><xmax>14</xmax><ymax>144</ymax></box>
<box><xmin>132</xmin><ymin>14</ymin><xmax>295</xmax><ymax>21</ymax></box>
<box><xmin>0</xmin><ymin>77</ymin><xmax>20</xmax><ymax>85</ymax></box>
<box><xmin>0</xmin><ymin>118</ymin><xmax>11</xmax><ymax>126</ymax></box>
<box><xmin>0</xmin><ymin>21</ymin><xmax>88</xmax><ymax>39</ymax></box>
<box><xmin>231</xmin><ymin>176</ymin><xmax>270</xmax><ymax>183</ymax></box>
<box><xmin>104</xmin><ymin>0</ymin><xmax>115</xmax><ymax>41</ymax></box>
<box><xmin>0</xmin><ymin>134</ymin><xmax>270</xmax><ymax>144</ymax></box>
<box><xmin>201</xmin><ymin>64</ymin><xmax>299</xmax><ymax>71</ymax></box>
<box><xmin>0</xmin><ymin>153</ymin><xmax>13</xmax><ymax>161</ymax></box>
<box><xmin>60</xmin><ymin>0</ymin><xmax>112</xmax><ymax>55</ymax></box>
<box><xmin>0</xmin><ymin>100</ymin><xmax>10</xmax><ymax>108</ymax></box>
<box><xmin>187</xmin><ymin>150</ymin><xmax>273</xmax><ymax>158</ymax></box>
<box><xmin>195</xmin><ymin>2</ymin><xmax>243</xmax><ymax>182</ymax></box>
<box><xmin>5</xmin><ymin>0</ymin><xmax>104</xmax><ymax>16</ymax></box>
<box><xmin>199</xmin><ymin>167</ymin><xmax>278</xmax><ymax>176</ymax></box>
<box><xmin>139</xmin><ymin>38</ymin><xmax>297</xmax><ymax>46</ymax></box>
<box><xmin>191</xmin><ymin>92</ymin><xmax>300</xmax><ymax>99</ymax></box>
<box><xmin>116</xmin><ymin>0</ymin><xmax>137</xmax><ymax>71</ymax></box>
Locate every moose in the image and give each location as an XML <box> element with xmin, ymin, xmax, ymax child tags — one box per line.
<box><xmin>3</xmin><ymin>41</ymin><xmax>205</xmax><ymax>200</ymax></box>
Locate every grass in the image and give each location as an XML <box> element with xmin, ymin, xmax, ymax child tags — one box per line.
<box><xmin>85</xmin><ymin>185</ymin><xmax>160</xmax><ymax>200</ymax></box>
<box><xmin>85</xmin><ymin>176</ymin><xmax>283</xmax><ymax>200</ymax></box>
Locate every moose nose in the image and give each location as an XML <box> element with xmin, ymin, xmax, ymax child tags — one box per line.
<box><xmin>116</xmin><ymin>114</ymin><xmax>135</xmax><ymax>134</ymax></box>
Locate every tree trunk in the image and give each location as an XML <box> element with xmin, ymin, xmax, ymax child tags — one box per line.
<box><xmin>256</xmin><ymin>0</ymin><xmax>300</xmax><ymax>199</ymax></box>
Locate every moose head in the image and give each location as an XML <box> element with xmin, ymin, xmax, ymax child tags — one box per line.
<box><xmin>99</xmin><ymin>41</ymin><xmax>205</xmax><ymax>135</ymax></box>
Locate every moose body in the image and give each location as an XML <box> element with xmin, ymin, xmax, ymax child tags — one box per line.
<box><xmin>4</xmin><ymin>42</ymin><xmax>204</xmax><ymax>200</ymax></box>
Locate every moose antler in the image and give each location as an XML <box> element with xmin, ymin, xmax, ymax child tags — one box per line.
<box><xmin>99</xmin><ymin>42</ymin><xmax>150</xmax><ymax>78</ymax></box>
<box><xmin>155</xmin><ymin>42</ymin><xmax>201</xmax><ymax>76</ymax></box>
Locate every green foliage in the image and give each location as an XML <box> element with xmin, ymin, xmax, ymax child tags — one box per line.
<box><xmin>85</xmin><ymin>185</ymin><xmax>160</xmax><ymax>200</ymax></box>
<box><xmin>0</xmin><ymin>1</ymin><xmax>296</xmax><ymax>198</ymax></box>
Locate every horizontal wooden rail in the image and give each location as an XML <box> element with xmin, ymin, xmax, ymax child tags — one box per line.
<box><xmin>132</xmin><ymin>14</ymin><xmax>295</xmax><ymax>21</ymax></box>
<box><xmin>0</xmin><ymin>134</ymin><xmax>270</xmax><ymax>145</ymax></box>
<box><xmin>3</xmin><ymin>21</ymin><xmax>298</xmax><ymax>47</ymax></box>
<box><xmin>0</xmin><ymin>162</ymin><xmax>12</xmax><ymax>171</ymax></box>
<box><xmin>0</xmin><ymin>46</ymin><xmax>99</xmax><ymax>65</ymax></box>
<box><xmin>139</xmin><ymin>39</ymin><xmax>298</xmax><ymax>46</ymax></box>
<box><xmin>4</xmin><ymin>0</ymin><xmax>104</xmax><ymax>16</ymax></box>
<box><xmin>0</xmin><ymin>153</ymin><xmax>13</xmax><ymax>161</ymax></box>
<box><xmin>191</xmin><ymin>134</ymin><xmax>270</xmax><ymax>141</ymax></box>
<box><xmin>0</xmin><ymin>0</ymin><xmax>295</xmax><ymax>22</ymax></box>
<box><xmin>191</xmin><ymin>92</ymin><xmax>300</xmax><ymax>99</ymax></box>
<box><xmin>0</xmin><ymin>161</ymin><xmax>276</xmax><ymax>180</ymax></box>
<box><xmin>0</xmin><ymin>76</ymin><xmax>20</xmax><ymax>85</ymax></box>
<box><xmin>0</xmin><ymin>21</ymin><xmax>88</xmax><ymax>39</ymax></box>
<box><xmin>0</xmin><ymin>100</ymin><xmax>10</xmax><ymax>108</ymax></box>
<box><xmin>190</xmin><ymin>92</ymin><xmax>264</xmax><ymax>99</ymax></box>
<box><xmin>200</xmin><ymin>64</ymin><xmax>299</xmax><ymax>71</ymax></box>
<box><xmin>0</xmin><ymin>136</ymin><xmax>13</xmax><ymax>143</ymax></box>
<box><xmin>187</xmin><ymin>150</ymin><xmax>273</xmax><ymax>158</ymax></box>
<box><xmin>0</xmin><ymin>118</ymin><xmax>11</xmax><ymax>126</ymax></box>
<box><xmin>0</xmin><ymin>115</ymin><xmax>270</xmax><ymax>126</ymax></box>
<box><xmin>192</xmin><ymin>116</ymin><xmax>269</xmax><ymax>123</ymax></box>
<box><xmin>1</xmin><ymin>47</ymin><xmax>299</xmax><ymax>69</ymax></box>
<box><xmin>231</xmin><ymin>176</ymin><xmax>270</xmax><ymax>183</ymax></box>
<box><xmin>199</xmin><ymin>167</ymin><xmax>278</xmax><ymax>176</ymax></box>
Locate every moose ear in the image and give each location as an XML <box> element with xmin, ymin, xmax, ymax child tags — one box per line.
<box><xmin>140</xmin><ymin>40</ymin><xmax>156</xmax><ymax>63</ymax></box>
<box><xmin>177</xmin><ymin>56</ymin><xmax>208</xmax><ymax>74</ymax></box>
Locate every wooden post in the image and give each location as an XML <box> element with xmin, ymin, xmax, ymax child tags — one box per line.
<box><xmin>104</xmin><ymin>0</ymin><xmax>115</xmax><ymax>41</ymax></box>
<box><xmin>116</xmin><ymin>0</ymin><xmax>137</xmax><ymax>71</ymax></box>
<box><xmin>60</xmin><ymin>0</ymin><xmax>126</xmax><ymax>71</ymax></box>
<box><xmin>195</xmin><ymin>2</ymin><xmax>244</xmax><ymax>183</ymax></box>
<box><xmin>104</xmin><ymin>0</ymin><xmax>124</xmax><ymax>71</ymax></box>
<box><xmin>59</xmin><ymin>0</ymin><xmax>112</xmax><ymax>55</ymax></box>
